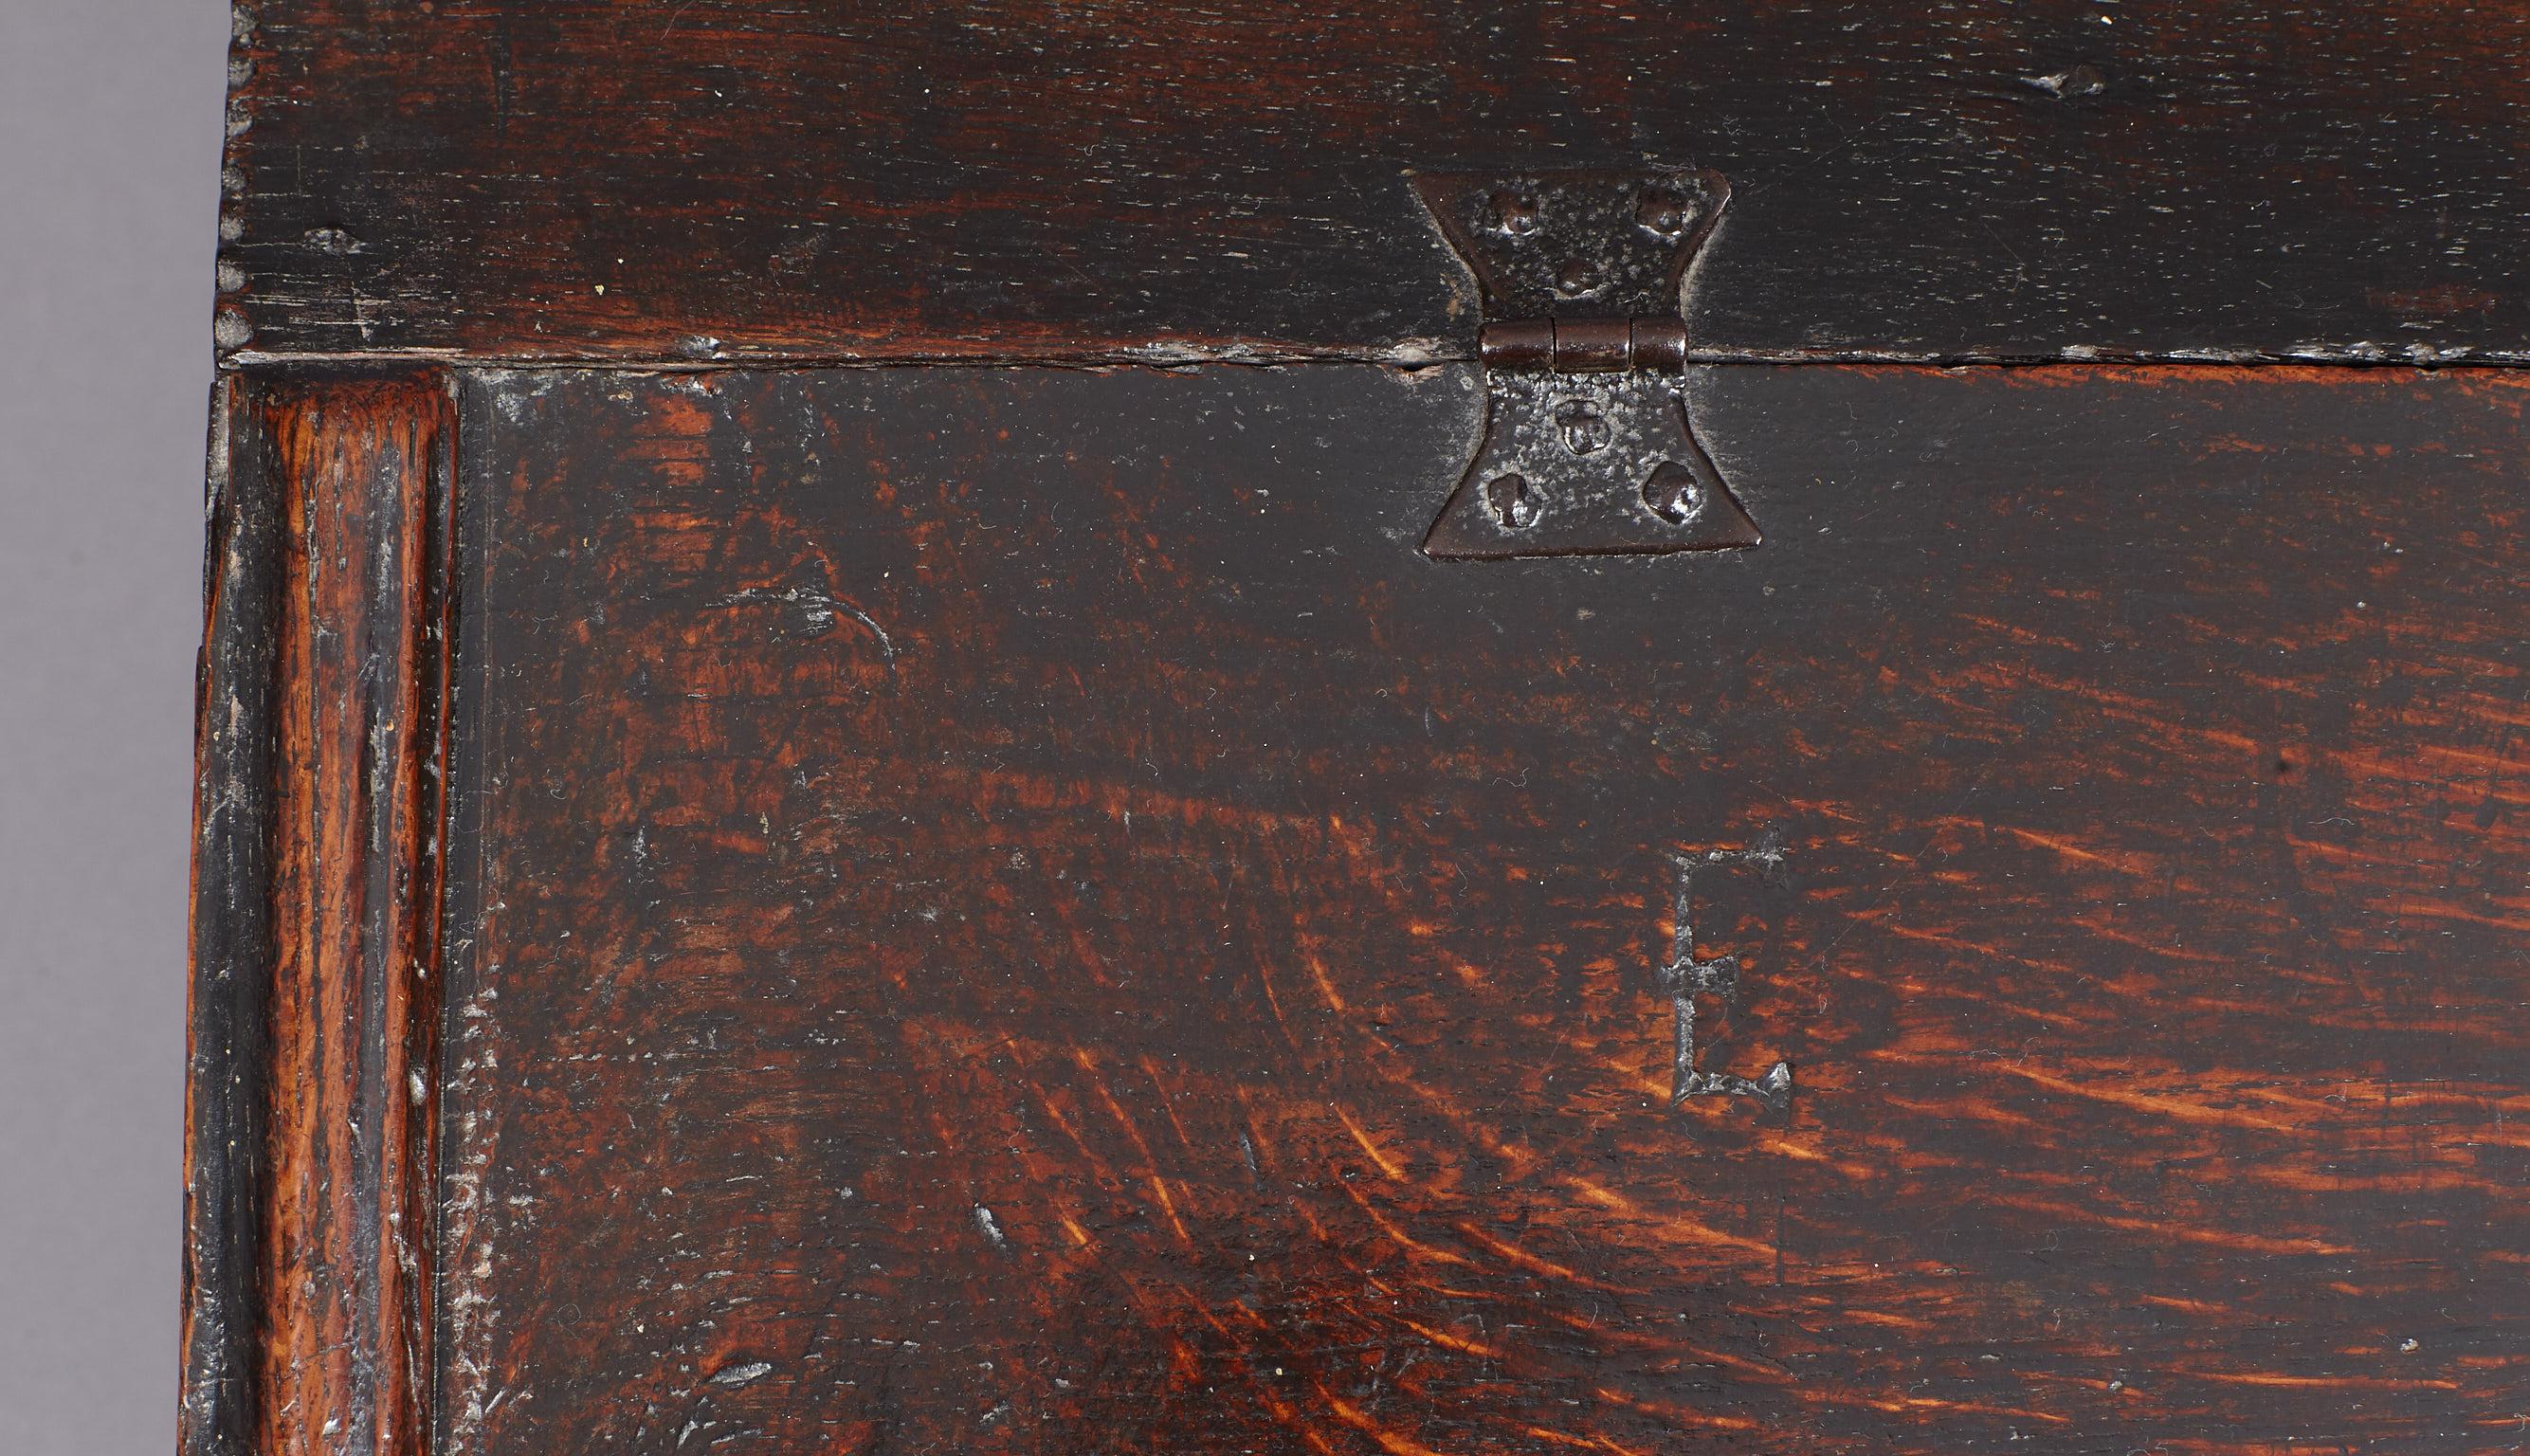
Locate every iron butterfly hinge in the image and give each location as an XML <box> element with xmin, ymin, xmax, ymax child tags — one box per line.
<box><xmin>1414</xmin><ymin>168</ymin><xmax>1760</xmax><ymax>560</ymax></box>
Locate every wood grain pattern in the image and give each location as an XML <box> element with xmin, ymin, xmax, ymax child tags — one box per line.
<box><xmin>428</xmin><ymin>361</ymin><xmax>2526</xmax><ymax>1454</ymax></box>
<box><xmin>217</xmin><ymin>0</ymin><xmax>2530</xmax><ymax>366</ymax></box>
<box><xmin>184</xmin><ymin>372</ymin><xmax>455</xmax><ymax>1456</ymax></box>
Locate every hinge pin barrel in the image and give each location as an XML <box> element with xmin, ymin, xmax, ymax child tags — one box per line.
<box><xmin>1479</xmin><ymin>318</ymin><xmax>1688</xmax><ymax>374</ymax></box>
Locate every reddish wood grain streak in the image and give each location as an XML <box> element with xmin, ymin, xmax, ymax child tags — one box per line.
<box><xmin>184</xmin><ymin>373</ymin><xmax>455</xmax><ymax>1456</ymax></box>
<box><xmin>424</xmin><ymin>362</ymin><xmax>2524</xmax><ymax>1454</ymax></box>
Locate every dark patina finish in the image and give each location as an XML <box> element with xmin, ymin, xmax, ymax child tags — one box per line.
<box><xmin>188</xmin><ymin>6</ymin><xmax>2529</xmax><ymax>1456</ymax></box>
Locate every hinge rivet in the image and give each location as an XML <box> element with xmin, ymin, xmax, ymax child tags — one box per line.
<box><xmin>1486</xmin><ymin>473</ymin><xmax>1540</xmax><ymax>529</ymax></box>
<box><xmin>1489</xmin><ymin>191</ymin><xmax>1540</xmax><ymax>238</ymax></box>
<box><xmin>1642</xmin><ymin>464</ymin><xmax>1707</xmax><ymax>524</ymax></box>
<box><xmin>1555</xmin><ymin>398</ymin><xmax>1611</xmax><ymax>455</ymax></box>
<box><xmin>1636</xmin><ymin>192</ymin><xmax>1692</xmax><ymax>241</ymax></box>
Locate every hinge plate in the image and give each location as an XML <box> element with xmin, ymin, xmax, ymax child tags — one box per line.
<box><xmin>1414</xmin><ymin>168</ymin><xmax>1761</xmax><ymax>561</ymax></box>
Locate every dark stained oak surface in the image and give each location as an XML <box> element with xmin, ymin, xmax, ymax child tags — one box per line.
<box><xmin>220</xmin><ymin>0</ymin><xmax>2530</xmax><ymax>365</ymax></box>
<box><xmin>190</xmin><ymin>6</ymin><xmax>2530</xmax><ymax>1453</ymax></box>
<box><xmin>428</xmin><ymin>362</ymin><xmax>2527</xmax><ymax>1454</ymax></box>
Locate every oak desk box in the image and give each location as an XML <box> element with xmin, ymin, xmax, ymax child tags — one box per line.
<box><xmin>188</xmin><ymin>5</ymin><xmax>2526</xmax><ymax>1453</ymax></box>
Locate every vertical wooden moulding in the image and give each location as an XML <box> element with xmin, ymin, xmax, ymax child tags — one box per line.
<box><xmin>184</xmin><ymin>371</ymin><xmax>458</xmax><ymax>1456</ymax></box>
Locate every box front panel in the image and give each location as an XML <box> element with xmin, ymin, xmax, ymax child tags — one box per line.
<box><xmin>430</xmin><ymin>363</ymin><xmax>2525</xmax><ymax>1455</ymax></box>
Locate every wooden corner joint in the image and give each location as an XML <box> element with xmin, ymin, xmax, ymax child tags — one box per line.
<box><xmin>185</xmin><ymin>370</ymin><xmax>459</xmax><ymax>1456</ymax></box>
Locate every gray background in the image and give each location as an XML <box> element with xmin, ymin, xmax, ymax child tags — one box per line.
<box><xmin>2</xmin><ymin>1</ymin><xmax>232</xmax><ymax>1449</ymax></box>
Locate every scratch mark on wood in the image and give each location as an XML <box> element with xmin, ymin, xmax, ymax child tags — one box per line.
<box><xmin>1658</xmin><ymin>835</ymin><xmax>1794</xmax><ymax>1112</ymax></box>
